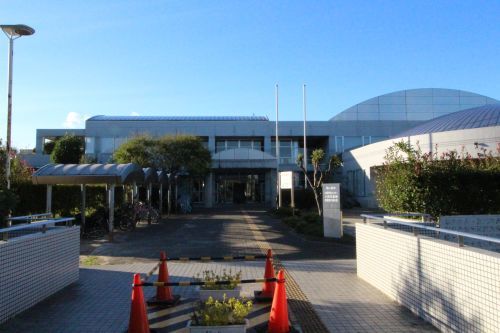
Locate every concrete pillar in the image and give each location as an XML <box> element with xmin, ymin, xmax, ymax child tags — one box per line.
<box><xmin>36</xmin><ymin>135</ymin><xmax>44</xmax><ymax>154</ymax></box>
<box><xmin>204</xmin><ymin>172</ymin><xmax>213</xmax><ymax>208</ymax></box>
<box><xmin>328</xmin><ymin>135</ymin><xmax>336</xmax><ymax>155</ymax></box>
<box><xmin>208</xmin><ymin>136</ymin><xmax>216</xmax><ymax>153</ymax></box>
<box><xmin>264</xmin><ymin>136</ymin><xmax>272</xmax><ymax>154</ymax></box>
<box><xmin>46</xmin><ymin>185</ymin><xmax>52</xmax><ymax>213</ymax></box>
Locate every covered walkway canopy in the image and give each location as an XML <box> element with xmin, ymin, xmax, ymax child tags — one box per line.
<box><xmin>32</xmin><ymin>163</ymin><xmax>144</xmax><ymax>185</ymax></box>
<box><xmin>32</xmin><ymin>163</ymin><xmax>147</xmax><ymax>240</ymax></box>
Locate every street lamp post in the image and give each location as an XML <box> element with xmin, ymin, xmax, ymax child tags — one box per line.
<box><xmin>1</xmin><ymin>24</ymin><xmax>35</xmax><ymax>189</ymax></box>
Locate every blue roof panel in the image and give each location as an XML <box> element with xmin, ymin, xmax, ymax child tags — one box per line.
<box><xmin>394</xmin><ymin>104</ymin><xmax>500</xmax><ymax>137</ymax></box>
<box><xmin>87</xmin><ymin>115</ymin><xmax>269</xmax><ymax>122</ymax></box>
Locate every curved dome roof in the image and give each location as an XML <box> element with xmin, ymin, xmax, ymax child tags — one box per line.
<box><xmin>330</xmin><ymin>88</ymin><xmax>498</xmax><ymax>122</ymax></box>
<box><xmin>393</xmin><ymin>104</ymin><xmax>500</xmax><ymax>138</ymax></box>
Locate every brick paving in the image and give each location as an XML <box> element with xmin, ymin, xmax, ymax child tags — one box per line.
<box><xmin>0</xmin><ymin>207</ymin><xmax>436</xmax><ymax>332</ymax></box>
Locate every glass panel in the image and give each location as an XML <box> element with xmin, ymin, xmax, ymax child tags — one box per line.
<box><xmin>99</xmin><ymin>138</ymin><xmax>114</xmax><ymax>153</ymax></box>
<box><xmin>252</xmin><ymin>141</ymin><xmax>263</xmax><ymax>151</ymax></box>
<box><xmin>239</xmin><ymin>140</ymin><xmax>252</xmax><ymax>149</ymax></box>
<box><xmin>227</xmin><ymin>140</ymin><xmax>238</xmax><ymax>149</ymax></box>
<box><xmin>343</xmin><ymin>136</ymin><xmax>363</xmax><ymax>150</ymax></box>
<box><xmin>216</xmin><ymin>141</ymin><xmax>226</xmax><ymax>152</ymax></box>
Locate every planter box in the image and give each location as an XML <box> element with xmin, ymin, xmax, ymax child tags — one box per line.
<box><xmin>187</xmin><ymin>319</ymin><xmax>249</xmax><ymax>333</ymax></box>
<box><xmin>197</xmin><ymin>285</ymin><xmax>242</xmax><ymax>302</ymax></box>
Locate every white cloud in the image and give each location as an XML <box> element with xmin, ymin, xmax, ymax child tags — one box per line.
<box><xmin>130</xmin><ymin>112</ymin><xmax>140</xmax><ymax>116</ymax></box>
<box><xmin>62</xmin><ymin>112</ymin><xmax>89</xmax><ymax>128</ymax></box>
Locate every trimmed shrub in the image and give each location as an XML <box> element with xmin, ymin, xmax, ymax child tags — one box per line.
<box><xmin>376</xmin><ymin>142</ymin><xmax>500</xmax><ymax>218</ymax></box>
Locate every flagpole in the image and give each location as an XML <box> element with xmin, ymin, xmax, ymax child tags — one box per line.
<box><xmin>275</xmin><ymin>84</ymin><xmax>281</xmax><ymax>208</ymax></box>
<box><xmin>303</xmin><ymin>84</ymin><xmax>307</xmax><ymax>189</ymax></box>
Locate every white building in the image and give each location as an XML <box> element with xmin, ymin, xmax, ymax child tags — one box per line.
<box><xmin>342</xmin><ymin>104</ymin><xmax>500</xmax><ymax>207</ymax></box>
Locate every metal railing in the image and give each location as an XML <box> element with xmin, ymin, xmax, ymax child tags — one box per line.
<box><xmin>7</xmin><ymin>213</ymin><xmax>53</xmax><ymax>224</ymax></box>
<box><xmin>361</xmin><ymin>213</ymin><xmax>500</xmax><ymax>250</ymax></box>
<box><xmin>0</xmin><ymin>217</ymin><xmax>75</xmax><ymax>241</ymax></box>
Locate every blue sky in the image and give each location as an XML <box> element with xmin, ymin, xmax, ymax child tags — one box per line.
<box><xmin>0</xmin><ymin>0</ymin><xmax>499</xmax><ymax>149</ymax></box>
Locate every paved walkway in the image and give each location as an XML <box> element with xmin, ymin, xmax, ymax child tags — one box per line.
<box><xmin>0</xmin><ymin>207</ymin><xmax>436</xmax><ymax>332</ymax></box>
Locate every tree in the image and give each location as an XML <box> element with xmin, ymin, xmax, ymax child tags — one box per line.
<box><xmin>113</xmin><ymin>135</ymin><xmax>211</xmax><ymax>175</ymax></box>
<box><xmin>50</xmin><ymin>135</ymin><xmax>84</xmax><ymax>164</ymax></box>
<box><xmin>113</xmin><ymin>135</ymin><xmax>158</xmax><ymax>167</ymax></box>
<box><xmin>297</xmin><ymin>149</ymin><xmax>342</xmax><ymax>216</ymax></box>
<box><xmin>157</xmin><ymin>135</ymin><xmax>211</xmax><ymax>177</ymax></box>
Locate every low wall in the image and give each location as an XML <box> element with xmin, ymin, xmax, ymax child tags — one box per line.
<box><xmin>356</xmin><ymin>223</ymin><xmax>500</xmax><ymax>333</ymax></box>
<box><xmin>0</xmin><ymin>226</ymin><xmax>80</xmax><ymax>323</ymax></box>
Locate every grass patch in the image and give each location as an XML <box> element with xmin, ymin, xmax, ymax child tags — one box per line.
<box><xmin>81</xmin><ymin>255</ymin><xmax>101</xmax><ymax>266</ymax></box>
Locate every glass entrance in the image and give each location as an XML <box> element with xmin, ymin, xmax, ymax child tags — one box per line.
<box><xmin>216</xmin><ymin>173</ymin><xmax>264</xmax><ymax>204</ymax></box>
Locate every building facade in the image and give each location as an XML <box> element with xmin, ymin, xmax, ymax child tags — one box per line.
<box><xmin>23</xmin><ymin>88</ymin><xmax>498</xmax><ymax>207</ymax></box>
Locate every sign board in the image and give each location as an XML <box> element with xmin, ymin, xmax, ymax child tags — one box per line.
<box><xmin>280</xmin><ymin>171</ymin><xmax>293</xmax><ymax>189</ymax></box>
<box><xmin>322</xmin><ymin>183</ymin><xmax>342</xmax><ymax>238</ymax></box>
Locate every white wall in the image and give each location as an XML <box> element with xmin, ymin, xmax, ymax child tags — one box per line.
<box><xmin>0</xmin><ymin>227</ymin><xmax>80</xmax><ymax>323</ymax></box>
<box><xmin>357</xmin><ymin>223</ymin><xmax>500</xmax><ymax>332</ymax></box>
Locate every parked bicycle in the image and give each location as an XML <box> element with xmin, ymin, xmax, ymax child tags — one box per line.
<box><xmin>81</xmin><ymin>207</ymin><xmax>109</xmax><ymax>239</ymax></box>
<box><xmin>115</xmin><ymin>203</ymin><xmax>137</xmax><ymax>231</ymax></box>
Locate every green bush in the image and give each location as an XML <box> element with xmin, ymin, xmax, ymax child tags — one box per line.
<box><xmin>376</xmin><ymin>142</ymin><xmax>500</xmax><ymax>217</ymax></box>
<box><xmin>0</xmin><ymin>187</ymin><xmax>18</xmax><ymax>227</ymax></box>
<box><xmin>10</xmin><ymin>183</ymin><xmax>123</xmax><ymax>219</ymax></box>
<box><xmin>271</xmin><ymin>206</ymin><xmax>300</xmax><ymax>218</ymax></box>
<box><xmin>302</xmin><ymin>212</ymin><xmax>321</xmax><ymax>224</ymax></box>
<box><xmin>192</xmin><ymin>296</ymin><xmax>252</xmax><ymax>326</ymax></box>
<box><xmin>195</xmin><ymin>269</ymin><xmax>242</xmax><ymax>290</ymax></box>
<box><xmin>282</xmin><ymin>216</ymin><xmax>301</xmax><ymax>228</ymax></box>
<box><xmin>50</xmin><ymin>134</ymin><xmax>84</xmax><ymax>164</ymax></box>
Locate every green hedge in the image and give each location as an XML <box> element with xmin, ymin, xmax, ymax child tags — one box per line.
<box><xmin>11</xmin><ymin>183</ymin><xmax>125</xmax><ymax>217</ymax></box>
<box><xmin>375</xmin><ymin>142</ymin><xmax>500</xmax><ymax>218</ymax></box>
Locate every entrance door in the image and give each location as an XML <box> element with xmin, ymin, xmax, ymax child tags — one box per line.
<box><xmin>233</xmin><ymin>182</ymin><xmax>246</xmax><ymax>204</ymax></box>
<box><xmin>215</xmin><ymin>173</ymin><xmax>265</xmax><ymax>204</ymax></box>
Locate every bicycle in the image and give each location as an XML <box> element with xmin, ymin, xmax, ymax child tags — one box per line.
<box><xmin>82</xmin><ymin>208</ymin><xmax>109</xmax><ymax>239</ymax></box>
<box><xmin>115</xmin><ymin>203</ymin><xmax>137</xmax><ymax>231</ymax></box>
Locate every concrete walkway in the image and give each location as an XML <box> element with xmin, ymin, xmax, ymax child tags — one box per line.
<box><xmin>0</xmin><ymin>207</ymin><xmax>436</xmax><ymax>332</ymax></box>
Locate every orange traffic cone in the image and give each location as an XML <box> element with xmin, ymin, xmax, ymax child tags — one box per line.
<box><xmin>128</xmin><ymin>273</ymin><xmax>150</xmax><ymax>333</ymax></box>
<box><xmin>268</xmin><ymin>269</ymin><xmax>290</xmax><ymax>333</ymax></box>
<box><xmin>254</xmin><ymin>249</ymin><xmax>276</xmax><ymax>302</ymax></box>
<box><xmin>147</xmin><ymin>251</ymin><xmax>180</xmax><ymax>306</ymax></box>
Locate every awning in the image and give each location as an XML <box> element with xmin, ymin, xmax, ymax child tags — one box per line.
<box><xmin>32</xmin><ymin>163</ymin><xmax>144</xmax><ymax>185</ymax></box>
<box><xmin>141</xmin><ymin>167</ymin><xmax>159</xmax><ymax>185</ymax></box>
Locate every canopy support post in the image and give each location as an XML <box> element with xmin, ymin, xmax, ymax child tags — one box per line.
<box><xmin>147</xmin><ymin>183</ymin><xmax>152</xmax><ymax>225</ymax></box>
<box><xmin>159</xmin><ymin>184</ymin><xmax>163</xmax><ymax>216</ymax></box>
<box><xmin>108</xmin><ymin>184</ymin><xmax>115</xmax><ymax>242</ymax></box>
<box><xmin>168</xmin><ymin>184</ymin><xmax>172</xmax><ymax>216</ymax></box>
<box><xmin>81</xmin><ymin>184</ymin><xmax>86</xmax><ymax>231</ymax></box>
<box><xmin>46</xmin><ymin>185</ymin><xmax>52</xmax><ymax>214</ymax></box>
<box><xmin>132</xmin><ymin>181</ymin><xmax>137</xmax><ymax>203</ymax></box>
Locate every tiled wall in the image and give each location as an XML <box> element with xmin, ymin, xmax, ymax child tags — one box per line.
<box><xmin>0</xmin><ymin>227</ymin><xmax>79</xmax><ymax>323</ymax></box>
<box><xmin>357</xmin><ymin>223</ymin><xmax>500</xmax><ymax>333</ymax></box>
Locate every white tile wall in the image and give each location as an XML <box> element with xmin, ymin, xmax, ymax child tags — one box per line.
<box><xmin>356</xmin><ymin>223</ymin><xmax>500</xmax><ymax>333</ymax></box>
<box><xmin>0</xmin><ymin>227</ymin><xmax>80</xmax><ymax>323</ymax></box>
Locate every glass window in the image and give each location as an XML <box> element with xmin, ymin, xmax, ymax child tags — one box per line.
<box><xmin>99</xmin><ymin>137</ymin><xmax>114</xmax><ymax>154</ymax></box>
<box><xmin>343</xmin><ymin>136</ymin><xmax>363</xmax><ymax>151</ymax></box>
<box><xmin>239</xmin><ymin>140</ymin><xmax>252</xmax><ymax>149</ymax></box>
<box><xmin>252</xmin><ymin>141</ymin><xmax>263</xmax><ymax>151</ymax></box>
<box><xmin>355</xmin><ymin>169</ymin><xmax>365</xmax><ymax>196</ymax></box>
<box><xmin>85</xmin><ymin>137</ymin><xmax>95</xmax><ymax>154</ymax></box>
<box><xmin>191</xmin><ymin>178</ymin><xmax>204</xmax><ymax>203</ymax></box>
<box><xmin>216</xmin><ymin>141</ymin><xmax>226</xmax><ymax>152</ymax></box>
<box><xmin>227</xmin><ymin>140</ymin><xmax>238</xmax><ymax>149</ymax></box>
